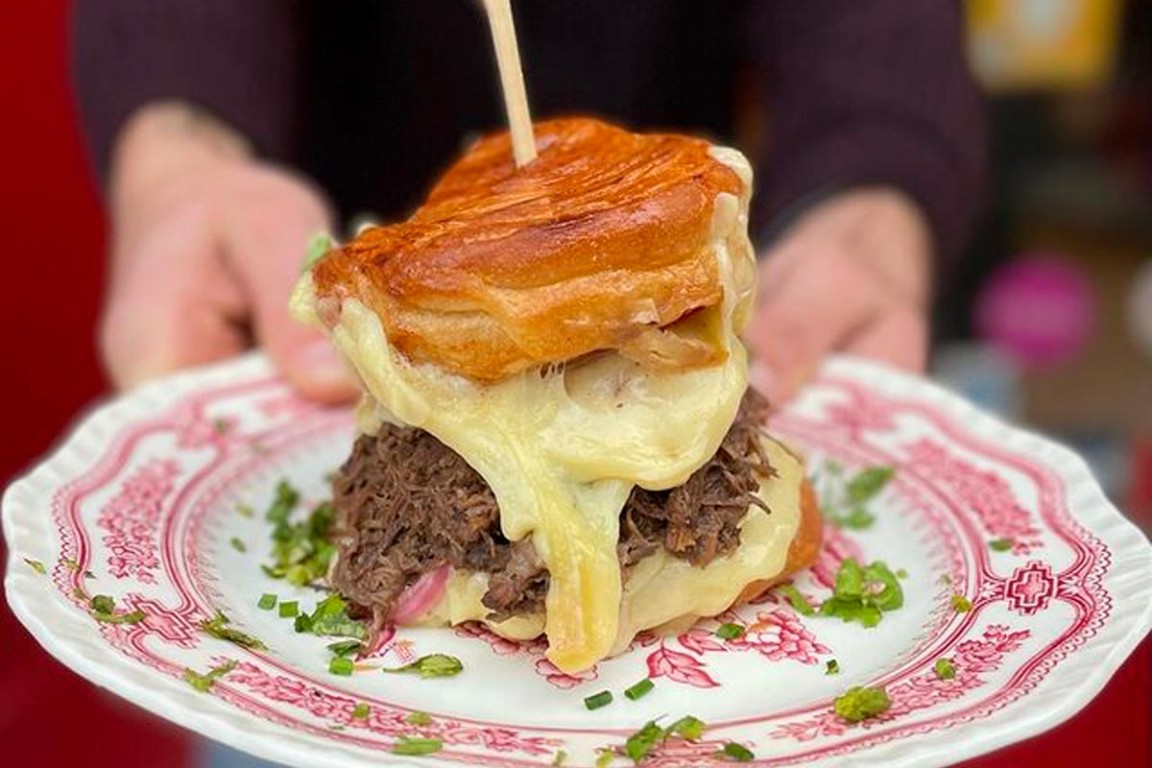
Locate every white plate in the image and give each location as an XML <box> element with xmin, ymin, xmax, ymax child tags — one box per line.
<box><xmin>4</xmin><ymin>354</ymin><xmax>1150</xmax><ymax>767</ymax></box>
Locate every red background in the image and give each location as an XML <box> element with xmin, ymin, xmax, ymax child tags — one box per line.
<box><xmin>0</xmin><ymin>3</ymin><xmax>1146</xmax><ymax>766</ymax></box>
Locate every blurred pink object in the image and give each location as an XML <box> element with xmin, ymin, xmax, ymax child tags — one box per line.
<box><xmin>974</xmin><ymin>254</ymin><xmax>1096</xmax><ymax>368</ymax></box>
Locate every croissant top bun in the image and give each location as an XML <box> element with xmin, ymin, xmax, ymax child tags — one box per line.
<box><xmin>310</xmin><ymin>117</ymin><xmax>749</xmax><ymax>382</ymax></box>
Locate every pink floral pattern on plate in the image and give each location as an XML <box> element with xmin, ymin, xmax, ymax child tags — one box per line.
<box><xmin>4</xmin><ymin>354</ymin><xmax>1150</xmax><ymax>768</ymax></box>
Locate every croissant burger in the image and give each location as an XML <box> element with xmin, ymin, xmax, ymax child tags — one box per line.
<box><xmin>291</xmin><ymin>117</ymin><xmax>822</xmax><ymax>673</ymax></box>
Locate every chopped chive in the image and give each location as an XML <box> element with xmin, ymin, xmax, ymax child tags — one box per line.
<box><xmin>950</xmin><ymin>594</ymin><xmax>972</xmax><ymax>613</ymax></box>
<box><xmin>720</xmin><ymin>742</ymin><xmax>755</xmax><ymax>762</ymax></box>
<box><xmin>351</xmin><ymin>702</ymin><xmax>370</xmax><ymax>719</ymax></box>
<box><xmin>184</xmin><ymin>659</ymin><xmax>237</xmax><ymax>692</ymax></box>
<box><xmin>595</xmin><ymin>749</ymin><xmax>615</xmax><ymax>767</ymax></box>
<box><xmin>329</xmin><ymin>656</ymin><xmax>354</xmax><ymax>676</ymax></box>
<box><xmin>715</xmin><ymin>622</ymin><xmax>745</xmax><ymax>640</ymax></box>
<box><xmin>293</xmin><ymin>614</ymin><xmax>312</xmax><ymax>633</ymax></box>
<box><xmin>391</xmin><ymin>737</ymin><xmax>442</xmax><ymax>756</ymax></box>
<box><xmin>382</xmin><ymin>654</ymin><xmax>462</xmax><ymax>679</ymax></box>
<box><xmin>200</xmin><ymin>612</ymin><xmax>265</xmax><ymax>649</ymax></box>
<box><xmin>23</xmin><ymin>558</ymin><xmax>47</xmax><ymax>575</ymax></box>
<box><xmin>934</xmin><ymin>657</ymin><xmax>956</xmax><ymax>680</ymax></box>
<box><xmin>989</xmin><ymin>538</ymin><xmax>1014</xmax><ymax>552</ymax></box>
<box><xmin>584</xmin><ymin>690</ymin><xmax>613</xmax><ymax>710</ymax></box>
<box><xmin>406</xmin><ymin>711</ymin><xmax>433</xmax><ymax>726</ymax></box>
<box><xmin>668</xmin><ymin>715</ymin><xmax>706</xmax><ymax>740</ymax></box>
<box><xmin>327</xmin><ymin>640</ymin><xmax>363</xmax><ymax>658</ymax></box>
<box><xmin>257</xmin><ymin>593</ymin><xmax>277</xmax><ymax>610</ymax></box>
<box><xmin>623</xmin><ymin>678</ymin><xmax>655</xmax><ymax>701</ymax></box>
<box><xmin>230</xmin><ymin>537</ymin><xmax>247</xmax><ymax>553</ymax></box>
<box><xmin>825</xmin><ymin>659</ymin><xmax>840</xmax><ymax>675</ymax></box>
<box><xmin>552</xmin><ymin>750</ymin><xmax>568</xmax><ymax>766</ymax></box>
<box><xmin>279</xmin><ymin>601</ymin><xmax>299</xmax><ymax>618</ymax></box>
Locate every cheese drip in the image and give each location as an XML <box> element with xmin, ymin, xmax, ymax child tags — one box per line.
<box><xmin>293</xmin><ymin>148</ymin><xmax>757</xmax><ymax>672</ymax></box>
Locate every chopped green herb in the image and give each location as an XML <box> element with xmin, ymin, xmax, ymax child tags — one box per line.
<box><xmin>667</xmin><ymin>715</ymin><xmax>706</xmax><ymax>741</ymax></box>
<box><xmin>279</xmin><ymin>601</ymin><xmax>299</xmax><ymax>618</ymax></box>
<box><xmin>624</xmin><ymin>678</ymin><xmax>655</xmax><ymax>701</ymax></box>
<box><xmin>846</xmin><ymin>467</ymin><xmax>894</xmax><ymax>503</ymax></box>
<box><xmin>896</xmin><ymin>568</ymin><xmax>909</xmax><ymax>579</ymax></box>
<box><xmin>989</xmin><ymin>538</ymin><xmax>1014</xmax><ymax>552</ymax></box>
<box><xmin>294</xmin><ymin>614</ymin><xmax>312</xmax><ymax>633</ymax></box>
<box><xmin>776</xmin><ymin>584</ymin><xmax>816</xmax><ymax>616</ymax></box>
<box><xmin>825</xmin><ymin>659</ymin><xmax>840</xmax><ymax>675</ymax></box>
<box><xmin>184</xmin><ymin>659</ymin><xmax>238</xmax><ymax>692</ymax></box>
<box><xmin>23</xmin><ymin>558</ymin><xmax>46</xmax><ymax>575</ymax></box>
<box><xmin>201</xmin><ymin>612</ymin><xmax>266</xmax><ymax>649</ymax></box>
<box><xmin>594</xmin><ymin>749</ymin><xmax>615</xmax><ymax>768</ymax></box>
<box><xmin>583</xmin><ymin>690</ymin><xmax>614</xmax><ymax>710</ymax></box>
<box><xmin>934</xmin><ymin>658</ymin><xmax>956</xmax><ymax>680</ymax></box>
<box><xmin>262</xmin><ymin>481</ymin><xmax>336</xmax><ymax>588</ymax></box>
<box><xmin>230</xmin><ymin>537</ymin><xmax>247</xmax><ymax>553</ymax></box>
<box><xmin>302</xmin><ymin>233</ymin><xmax>335</xmax><ymax>273</ymax></box>
<box><xmin>351</xmin><ymin>702</ymin><xmax>370</xmax><ymax>719</ymax></box>
<box><xmin>329</xmin><ymin>657</ymin><xmax>354</xmax><ymax>676</ymax></box>
<box><xmin>551</xmin><ymin>750</ymin><xmax>568</xmax><ymax>766</ymax></box>
<box><xmin>382</xmin><ymin>653</ymin><xmax>462</xmax><ymax>679</ymax></box>
<box><xmin>257</xmin><ymin>593</ymin><xmax>277</xmax><ymax>610</ymax></box>
<box><xmin>327</xmin><ymin>640</ymin><xmax>364</xmax><ymax>658</ymax></box>
<box><xmin>235</xmin><ymin>503</ymin><xmax>255</xmax><ymax>518</ymax></box>
<box><xmin>303</xmin><ymin>594</ymin><xmax>367</xmax><ymax>639</ymax></box>
<box><xmin>391</xmin><ymin>736</ymin><xmax>442</xmax><ymax>757</ymax></box>
<box><xmin>623</xmin><ymin>721</ymin><xmax>665</xmax><ymax>762</ymax></box>
<box><xmin>406</xmin><ymin>711</ymin><xmax>433</xmax><ymax>726</ymax></box>
<box><xmin>63</xmin><ymin>557</ymin><xmax>81</xmax><ymax>571</ymax></box>
<box><xmin>715</xmin><ymin>622</ymin><xmax>745</xmax><ymax>640</ymax></box>
<box><xmin>90</xmin><ymin>594</ymin><xmax>115</xmax><ymax>614</ymax></box>
<box><xmin>819</xmin><ymin>558</ymin><xmax>904</xmax><ymax>628</ymax></box>
<box><xmin>833</xmin><ymin>686</ymin><xmax>891</xmax><ymax>723</ymax></box>
<box><xmin>720</xmin><ymin>742</ymin><xmax>755</xmax><ymax>762</ymax></box>
<box><xmin>831</xmin><ymin>507</ymin><xmax>876</xmax><ymax>530</ymax></box>
<box><xmin>951</xmin><ymin>594</ymin><xmax>972</xmax><ymax>613</ymax></box>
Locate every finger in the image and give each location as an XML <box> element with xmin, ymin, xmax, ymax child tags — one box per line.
<box><xmin>842</xmin><ymin>305</ymin><xmax>928</xmax><ymax>372</ymax></box>
<box><xmin>745</xmin><ymin>249</ymin><xmax>883</xmax><ymax>404</ymax></box>
<box><xmin>224</xmin><ymin>170</ymin><xmax>359</xmax><ymax>403</ymax></box>
<box><xmin>101</xmin><ymin>210</ymin><xmax>248</xmax><ymax>390</ymax></box>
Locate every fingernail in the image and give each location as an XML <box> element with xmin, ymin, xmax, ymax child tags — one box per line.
<box><xmin>296</xmin><ymin>340</ymin><xmax>359</xmax><ymax>400</ymax></box>
<box><xmin>749</xmin><ymin>359</ymin><xmax>780</xmax><ymax>403</ymax></box>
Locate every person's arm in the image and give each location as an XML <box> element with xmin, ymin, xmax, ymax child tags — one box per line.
<box><xmin>741</xmin><ymin>1</ymin><xmax>986</xmax><ymax>401</ymax></box>
<box><xmin>72</xmin><ymin>2</ymin><xmax>357</xmax><ymax>401</ymax></box>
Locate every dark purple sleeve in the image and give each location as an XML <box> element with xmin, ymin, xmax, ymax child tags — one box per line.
<box><xmin>745</xmin><ymin>1</ymin><xmax>988</xmax><ymax>267</ymax></box>
<box><xmin>71</xmin><ymin>0</ymin><xmax>305</xmax><ymax>183</ymax></box>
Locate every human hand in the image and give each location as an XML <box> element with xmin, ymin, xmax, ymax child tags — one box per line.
<box><xmin>745</xmin><ymin>188</ymin><xmax>932</xmax><ymax>404</ymax></box>
<box><xmin>103</xmin><ymin>102</ymin><xmax>358</xmax><ymax>402</ymax></box>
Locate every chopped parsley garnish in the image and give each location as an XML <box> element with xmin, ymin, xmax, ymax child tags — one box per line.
<box><xmin>715</xmin><ymin>622</ymin><xmax>745</xmax><ymax>640</ymax></box>
<box><xmin>819</xmin><ymin>558</ymin><xmax>904</xmax><ymax>627</ymax></box>
<box><xmin>257</xmin><ymin>593</ymin><xmax>277</xmax><ymax>610</ymax></box>
<box><xmin>595</xmin><ymin>750</ymin><xmax>615</xmax><ymax>768</ymax></box>
<box><xmin>302</xmin><ymin>233</ymin><xmax>335</xmax><ymax>273</ymax></box>
<box><xmin>279</xmin><ymin>601</ymin><xmax>299</xmax><ymax>618</ymax></box>
<box><xmin>201</xmin><ymin>612</ymin><xmax>266</xmax><ymax>650</ymax></box>
<box><xmin>391</xmin><ymin>736</ymin><xmax>442</xmax><ymax>756</ymax></box>
<box><xmin>934</xmin><ymin>658</ymin><xmax>956</xmax><ymax>680</ymax></box>
<box><xmin>23</xmin><ymin>558</ymin><xmax>46</xmax><ymax>575</ymax></box>
<box><xmin>833</xmin><ymin>686</ymin><xmax>891</xmax><ymax>723</ymax></box>
<box><xmin>263</xmin><ymin>481</ymin><xmax>336</xmax><ymax>588</ymax></box>
<box><xmin>583</xmin><ymin>690</ymin><xmax>614</xmax><ymax>710</ymax></box>
<box><xmin>989</xmin><ymin>538</ymin><xmax>1014</xmax><ymax>552</ymax></box>
<box><xmin>301</xmin><ymin>594</ymin><xmax>367</xmax><ymax>639</ymax></box>
<box><xmin>831</xmin><ymin>507</ymin><xmax>876</xmax><ymax>531</ymax></box>
<box><xmin>720</xmin><ymin>742</ymin><xmax>755</xmax><ymax>762</ymax></box>
<box><xmin>822</xmin><ymin>465</ymin><xmax>894</xmax><ymax>530</ymax></box>
<box><xmin>846</xmin><ymin>467</ymin><xmax>894</xmax><ymax>503</ymax></box>
<box><xmin>552</xmin><ymin>750</ymin><xmax>568</xmax><ymax>766</ymax></box>
<box><xmin>406</xmin><ymin>711</ymin><xmax>433</xmax><ymax>726</ymax></box>
<box><xmin>623</xmin><ymin>721</ymin><xmax>665</xmax><ymax>762</ymax></box>
<box><xmin>667</xmin><ymin>715</ymin><xmax>705</xmax><ymax>741</ymax></box>
<box><xmin>230</xmin><ymin>537</ymin><xmax>247</xmax><ymax>553</ymax></box>
<box><xmin>951</xmin><ymin>594</ymin><xmax>972</xmax><ymax>613</ymax></box>
<box><xmin>776</xmin><ymin>583</ymin><xmax>815</xmax><ymax>616</ymax></box>
<box><xmin>327</xmin><ymin>640</ymin><xmax>364</xmax><ymax>658</ymax></box>
<box><xmin>184</xmin><ymin>659</ymin><xmax>238</xmax><ymax>692</ymax></box>
<box><xmin>825</xmin><ymin>659</ymin><xmax>840</xmax><ymax>675</ymax></box>
<box><xmin>329</xmin><ymin>657</ymin><xmax>354</xmax><ymax>676</ymax></box>
<box><xmin>624</xmin><ymin>679</ymin><xmax>655</xmax><ymax>701</ymax></box>
<box><xmin>351</xmin><ymin>702</ymin><xmax>370</xmax><ymax>719</ymax></box>
<box><xmin>382</xmin><ymin>653</ymin><xmax>462</xmax><ymax>679</ymax></box>
<box><xmin>89</xmin><ymin>594</ymin><xmax>146</xmax><ymax>625</ymax></box>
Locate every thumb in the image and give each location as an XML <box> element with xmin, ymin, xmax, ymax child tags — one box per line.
<box><xmin>225</xmin><ymin>171</ymin><xmax>359</xmax><ymax>403</ymax></box>
<box><xmin>745</xmin><ymin>251</ymin><xmax>881</xmax><ymax>404</ymax></box>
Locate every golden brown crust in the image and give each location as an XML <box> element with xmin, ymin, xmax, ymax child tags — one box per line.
<box><xmin>311</xmin><ymin>117</ymin><xmax>744</xmax><ymax>381</ymax></box>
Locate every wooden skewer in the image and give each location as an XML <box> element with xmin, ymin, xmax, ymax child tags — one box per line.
<box><xmin>482</xmin><ymin>0</ymin><xmax>537</xmax><ymax>167</ymax></box>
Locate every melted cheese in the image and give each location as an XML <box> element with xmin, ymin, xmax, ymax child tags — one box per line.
<box><xmin>292</xmin><ymin>148</ymin><xmax>759</xmax><ymax>672</ymax></box>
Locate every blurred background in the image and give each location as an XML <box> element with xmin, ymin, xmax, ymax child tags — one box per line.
<box><xmin>0</xmin><ymin>1</ymin><xmax>1148</xmax><ymax>766</ymax></box>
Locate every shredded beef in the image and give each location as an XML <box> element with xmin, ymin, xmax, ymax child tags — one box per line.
<box><xmin>329</xmin><ymin>389</ymin><xmax>774</xmax><ymax>629</ymax></box>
